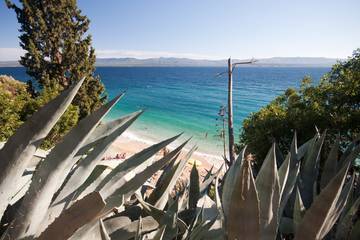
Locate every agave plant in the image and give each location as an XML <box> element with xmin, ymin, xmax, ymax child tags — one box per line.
<box><xmin>0</xmin><ymin>79</ymin><xmax>359</xmax><ymax>240</ymax></box>
<box><xmin>124</xmin><ymin>132</ymin><xmax>360</xmax><ymax>240</ymax></box>
<box><xmin>0</xmin><ymin>80</ymin><xmax>193</xmax><ymax>240</ymax></box>
<box><xmin>96</xmin><ymin>135</ymin><xmax>359</xmax><ymax>240</ymax></box>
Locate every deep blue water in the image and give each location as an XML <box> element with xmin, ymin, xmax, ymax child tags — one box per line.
<box><xmin>0</xmin><ymin>66</ymin><xmax>330</xmax><ymax>154</ymax></box>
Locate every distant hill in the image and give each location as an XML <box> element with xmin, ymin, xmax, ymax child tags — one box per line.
<box><xmin>0</xmin><ymin>61</ymin><xmax>21</xmax><ymax>67</ymax></box>
<box><xmin>0</xmin><ymin>57</ymin><xmax>340</xmax><ymax>68</ymax></box>
<box><xmin>95</xmin><ymin>57</ymin><xmax>339</xmax><ymax>67</ymax></box>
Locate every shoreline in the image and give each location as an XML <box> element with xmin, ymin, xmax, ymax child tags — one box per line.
<box><xmin>105</xmin><ymin>129</ymin><xmax>224</xmax><ymax>171</ymax></box>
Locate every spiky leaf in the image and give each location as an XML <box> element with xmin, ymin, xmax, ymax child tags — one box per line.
<box><xmin>148</xmin><ymin>142</ymin><xmax>193</xmax><ymax>209</ymax></box>
<box><xmin>226</xmin><ymin>159</ymin><xmax>260</xmax><ymax>240</ymax></box>
<box><xmin>189</xmin><ymin>162</ymin><xmax>200</xmax><ymax>210</ymax></box>
<box><xmin>0</xmin><ymin>79</ymin><xmax>84</xmax><ymax>218</ymax></box>
<box><xmin>221</xmin><ymin>147</ymin><xmax>246</xmax><ymax>218</ymax></box>
<box><xmin>300</xmin><ymin>131</ymin><xmax>326</xmax><ymax>208</ymax></box>
<box><xmin>6</xmin><ymin>94</ymin><xmax>121</xmax><ymax>239</ymax></box>
<box><xmin>255</xmin><ymin>143</ymin><xmax>281</xmax><ymax>239</ymax></box>
<box><xmin>294</xmin><ymin>158</ymin><xmax>352</xmax><ymax>240</ymax></box>
<box><xmin>37</xmin><ymin>192</ymin><xmax>105</xmax><ymax>240</ymax></box>
<box><xmin>320</xmin><ymin>135</ymin><xmax>340</xmax><ymax>189</ymax></box>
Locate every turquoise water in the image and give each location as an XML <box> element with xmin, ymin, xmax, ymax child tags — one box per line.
<box><xmin>0</xmin><ymin>67</ymin><xmax>329</xmax><ymax>155</ymax></box>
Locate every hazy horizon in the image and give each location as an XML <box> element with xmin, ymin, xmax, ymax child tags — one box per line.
<box><xmin>0</xmin><ymin>51</ymin><xmax>344</xmax><ymax>62</ymax></box>
<box><xmin>1</xmin><ymin>0</ymin><xmax>359</xmax><ymax>61</ymax></box>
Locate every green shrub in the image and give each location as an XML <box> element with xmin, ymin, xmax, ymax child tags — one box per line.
<box><xmin>0</xmin><ymin>75</ymin><xmax>79</xmax><ymax>149</ymax></box>
<box><xmin>25</xmin><ymin>86</ymin><xmax>80</xmax><ymax>149</ymax></box>
<box><xmin>239</xmin><ymin>49</ymin><xmax>360</xmax><ymax>164</ymax></box>
<box><xmin>0</xmin><ymin>75</ymin><xmax>32</xmax><ymax>141</ymax></box>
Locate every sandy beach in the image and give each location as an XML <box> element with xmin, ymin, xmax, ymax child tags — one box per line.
<box><xmin>102</xmin><ymin>131</ymin><xmax>224</xmax><ymax>181</ymax></box>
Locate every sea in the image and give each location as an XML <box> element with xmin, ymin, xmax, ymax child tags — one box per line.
<box><xmin>0</xmin><ymin>66</ymin><xmax>329</xmax><ymax>157</ymax></box>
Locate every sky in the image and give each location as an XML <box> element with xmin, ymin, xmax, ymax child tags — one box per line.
<box><xmin>0</xmin><ymin>0</ymin><xmax>359</xmax><ymax>61</ymax></box>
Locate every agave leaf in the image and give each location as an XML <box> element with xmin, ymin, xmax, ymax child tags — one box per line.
<box><xmin>189</xmin><ymin>161</ymin><xmax>200</xmax><ymax>210</ymax></box>
<box><xmin>275</xmin><ymin>143</ymin><xmax>285</xmax><ymax>166</ymax></box>
<box><xmin>6</xmin><ymin>95</ymin><xmax>121</xmax><ymax>239</ymax></box>
<box><xmin>215</xmin><ymin>175</ymin><xmax>225</xmax><ymax>229</ymax></box>
<box><xmin>135</xmin><ymin>216</ymin><xmax>142</xmax><ymax>240</ymax></box>
<box><xmin>95</xmin><ymin>134</ymin><xmax>181</xmax><ymax>195</ymax></box>
<box><xmin>293</xmin><ymin>188</ymin><xmax>305</xmax><ymax>232</ymax></box>
<box><xmin>300</xmin><ymin>131</ymin><xmax>326</xmax><ymax>208</ymax></box>
<box><xmin>199</xmin><ymin>164</ymin><xmax>223</xmax><ymax>194</ymax></box>
<box><xmin>152</xmin><ymin>225</ymin><xmax>166</xmax><ymax>240</ymax></box>
<box><xmin>296</xmin><ymin>133</ymin><xmax>312</xmax><ymax>161</ymax></box>
<box><xmin>320</xmin><ymin>135</ymin><xmax>340</xmax><ymax>189</ymax></box>
<box><xmin>203</xmin><ymin>165</ymin><xmax>214</xmax><ymax>183</ymax></box>
<box><xmin>8</xmin><ymin>174</ymin><xmax>32</xmax><ymax>206</ymax></box>
<box><xmin>44</xmin><ymin>111</ymin><xmax>142</xmax><ymax>229</ymax></box>
<box><xmin>294</xmin><ymin>157</ymin><xmax>352</xmax><ymax>240</ymax></box>
<box><xmin>189</xmin><ymin>215</ymin><xmax>218</xmax><ymax>240</ymax></box>
<box><xmin>99</xmin><ymin>219</ymin><xmax>111</xmax><ymax>240</ymax></box>
<box><xmin>103</xmin><ymin>142</ymin><xmax>189</xmax><ymax>213</ymax></box>
<box><xmin>81</xmin><ymin>109</ymin><xmax>133</xmax><ymax>148</ymax></box>
<box><xmin>197</xmin><ymin>195</ymin><xmax>219</xmax><ymax>225</ymax></box>
<box><xmin>166</xmin><ymin>196</ymin><xmax>181</xmax><ymax>215</ymax></box>
<box><xmin>156</xmin><ymin>152</ymin><xmax>180</xmax><ymax>184</ymax></box>
<box><xmin>279</xmin><ymin>217</ymin><xmax>294</xmax><ymax>235</ymax></box>
<box><xmin>163</xmin><ymin>200</ymin><xmax>181</xmax><ymax>239</ymax></box>
<box><xmin>318</xmin><ymin>175</ymin><xmax>354</xmax><ymax>239</ymax></box>
<box><xmin>196</xmin><ymin>195</ymin><xmax>224</xmax><ymax>239</ymax></box>
<box><xmin>278</xmin><ymin>152</ymin><xmax>290</xmax><ymax>197</ymax></box>
<box><xmin>255</xmin><ymin>143</ymin><xmax>281</xmax><ymax>240</ymax></box>
<box><xmin>227</xmin><ymin>159</ymin><xmax>260</xmax><ymax>240</ymax></box>
<box><xmin>136</xmin><ymin>194</ymin><xmax>187</xmax><ymax>234</ymax></box>
<box><xmin>71</xmin><ymin>164</ymin><xmax>109</xmax><ymax>201</ymax></box>
<box><xmin>221</xmin><ymin>147</ymin><xmax>247</xmax><ymax>218</ymax></box>
<box><xmin>190</xmin><ymin>203</ymin><xmax>205</xmax><ymax>231</ymax></box>
<box><xmin>148</xmin><ymin>143</ymin><xmax>194</xmax><ymax>210</ymax></box>
<box><xmin>279</xmin><ymin>133</ymin><xmax>300</xmax><ymax>216</ymax></box>
<box><xmin>36</xmin><ymin>192</ymin><xmax>105</xmax><ymax>240</ymax></box>
<box><xmin>66</xmin><ymin>218</ymin><xmax>102</xmax><ymax>240</ymax></box>
<box><xmin>349</xmin><ymin>219</ymin><xmax>360</xmax><ymax>240</ymax></box>
<box><xmin>109</xmin><ymin>216</ymin><xmax>159</xmax><ymax>240</ymax></box>
<box><xmin>41</xmin><ymin>165</ymin><xmax>108</xmax><ymax>232</ymax></box>
<box><xmin>103</xmin><ymin>216</ymin><xmax>131</xmax><ymax>235</ymax></box>
<box><xmin>178</xmin><ymin>184</ymin><xmax>189</xmax><ymax>211</ymax></box>
<box><xmin>202</xmin><ymin>229</ymin><xmax>226</xmax><ymax>240</ymax></box>
<box><xmin>58</xmin><ymin>111</ymin><xmax>143</xmax><ymax>201</ymax></box>
<box><xmin>148</xmin><ymin>158</ymin><xmax>179</xmax><ymax>202</ymax></box>
<box><xmin>336</xmin><ymin>197</ymin><xmax>360</xmax><ymax>239</ymax></box>
<box><xmin>75</xmin><ymin>98</ymin><xmax>135</xmax><ymax>158</ymax></box>
<box><xmin>0</xmin><ymin>79</ymin><xmax>84</xmax><ymax>218</ymax></box>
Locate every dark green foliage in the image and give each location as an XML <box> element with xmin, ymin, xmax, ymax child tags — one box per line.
<box><xmin>0</xmin><ymin>75</ymin><xmax>79</xmax><ymax>148</ymax></box>
<box><xmin>25</xmin><ymin>86</ymin><xmax>80</xmax><ymax>149</ymax></box>
<box><xmin>239</xmin><ymin>49</ymin><xmax>360</xmax><ymax>164</ymax></box>
<box><xmin>0</xmin><ymin>75</ymin><xmax>32</xmax><ymax>141</ymax></box>
<box><xmin>4</xmin><ymin>0</ymin><xmax>106</xmax><ymax>147</ymax></box>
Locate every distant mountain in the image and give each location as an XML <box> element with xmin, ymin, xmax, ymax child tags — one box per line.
<box><xmin>95</xmin><ymin>57</ymin><xmax>225</xmax><ymax>67</ymax></box>
<box><xmin>95</xmin><ymin>57</ymin><xmax>340</xmax><ymax>67</ymax></box>
<box><xmin>0</xmin><ymin>61</ymin><xmax>21</xmax><ymax>67</ymax></box>
<box><xmin>0</xmin><ymin>57</ymin><xmax>340</xmax><ymax>68</ymax></box>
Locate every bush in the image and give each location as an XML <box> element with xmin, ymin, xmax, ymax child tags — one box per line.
<box><xmin>0</xmin><ymin>75</ymin><xmax>32</xmax><ymax>141</ymax></box>
<box><xmin>239</xmin><ymin>49</ymin><xmax>360</xmax><ymax>164</ymax></box>
<box><xmin>0</xmin><ymin>75</ymin><xmax>79</xmax><ymax>149</ymax></box>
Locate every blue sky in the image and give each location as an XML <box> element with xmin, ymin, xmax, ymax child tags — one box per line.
<box><xmin>0</xmin><ymin>0</ymin><xmax>359</xmax><ymax>60</ymax></box>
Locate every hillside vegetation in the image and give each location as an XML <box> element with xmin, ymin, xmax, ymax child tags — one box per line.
<box><xmin>239</xmin><ymin>49</ymin><xmax>360</xmax><ymax>166</ymax></box>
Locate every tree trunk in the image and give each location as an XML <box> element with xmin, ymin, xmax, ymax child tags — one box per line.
<box><xmin>228</xmin><ymin>58</ymin><xmax>236</xmax><ymax>165</ymax></box>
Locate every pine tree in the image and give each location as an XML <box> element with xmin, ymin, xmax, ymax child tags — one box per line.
<box><xmin>6</xmin><ymin>0</ymin><xmax>106</xmax><ymax>119</ymax></box>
